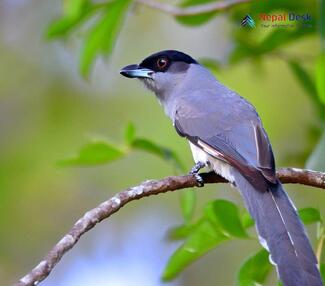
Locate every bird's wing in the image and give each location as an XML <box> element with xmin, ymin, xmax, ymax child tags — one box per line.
<box><xmin>174</xmin><ymin>89</ymin><xmax>276</xmax><ymax>186</ymax></box>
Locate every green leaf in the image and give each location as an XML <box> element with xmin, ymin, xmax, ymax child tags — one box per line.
<box><xmin>63</xmin><ymin>0</ymin><xmax>89</xmax><ymax>18</ymax></box>
<box><xmin>205</xmin><ymin>200</ymin><xmax>249</xmax><ymax>238</ymax></box>
<box><xmin>298</xmin><ymin>208</ymin><xmax>322</xmax><ymax>225</ymax></box>
<box><xmin>231</xmin><ymin>28</ymin><xmax>315</xmax><ymax>64</ymax></box>
<box><xmin>306</xmin><ymin>131</ymin><xmax>325</xmax><ymax>171</ymax></box>
<box><xmin>241</xmin><ymin>211</ymin><xmax>255</xmax><ymax>229</ymax></box>
<box><xmin>175</xmin><ymin>0</ymin><xmax>218</xmax><ymax>26</ymax></box>
<box><xmin>320</xmin><ymin>0</ymin><xmax>325</xmax><ymax>50</ymax></box>
<box><xmin>237</xmin><ymin>249</ymin><xmax>272</xmax><ymax>286</ymax></box>
<box><xmin>80</xmin><ymin>0</ymin><xmax>131</xmax><ymax>76</ymax></box>
<box><xmin>163</xmin><ymin>200</ymin><xmax>250</xmax><ymax>281</ymax></box>
<box><xmin>248</xmin><ymin>0</ymin><xmax>312</xmax><ymax>14</ymax></box>
<box><xmin>168</xmin><ymin>224</ymin><xmax>195</xmax><ymax>240</ymax></box>
<box><xmin>47</xmin><ymin>17</ymin><xmax>82</xmax><ymax>38</ymax></box>
<box><xmin>162</xmin><ymin>219</ymin><xmax>229</xmax><ymax>281</ymax></box>
<box><xmin>59</xmin><ymin>141</ymin><xmax>125</xmax><ymax>166</ymax></box>
<box><xmin>288</xmin><ymin>61</ymin><xmax>317</xmax><ymax>100</ymax></box>
<box><xmin>180</xmin><ymin>189</ymin><xmax>196</xmax><ymax>223</ymax></box>
<box><xmin>288</xmin><ymin>60</ymin><xmax>325</xmax><ymax>120</ymax></box>
<box><xmin>131</xmin><ymin>138</ymin><xmax>184</xmax><ymax>170</ymax></box>
<box><xmin>260</xmin><ymin>26</ymin><xmax>315</xmax><ymax>51</ymax></box>
<box><xmin>47</xmin><ymin>0</ymin><xmax>93</xmax><ymax>38</ymax></box>
<box><xmin>131</xmin><ymin>138</ymin><xmax>170</xmax><ymax>158</ymax></box>
<box><xmin>316</xmin><ymin>53</ymin><xmax>325</xmax><ymax>105</ymax></box>
<box><xmin>321</xmin><ymin>263</ymin><xmax>325</xmax><ymax>284</ymax></box>
<box><xmin>124</xmin><ymin>122</ymin><xmax>136</xmax><ymax>145</ymax></box>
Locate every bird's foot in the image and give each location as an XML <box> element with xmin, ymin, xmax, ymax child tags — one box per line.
<box><xmin>189</xmin><ymin>161</ymin><xmax>205</xmax><ymax>187</ymax></box>
<box><xmin>194</xmin><ymin>173</ymin><xmax>204</xmax><ymax>187</ymax></box>
<box><xmin>190</xmin><ymin>161</ymin><xmax>205</xmax><ymax>175</ymax></box>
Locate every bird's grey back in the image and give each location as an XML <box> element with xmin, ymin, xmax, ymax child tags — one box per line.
<box><xmin>164</xmin><ymin>64</ymin><xmax>274</xmax><ymax>175</ymax></box>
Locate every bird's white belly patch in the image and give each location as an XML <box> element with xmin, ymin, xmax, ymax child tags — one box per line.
<box><xmin>189</xmin><ymin>142</ymin><xmax>235</xmax><ymax>183</ymax></box>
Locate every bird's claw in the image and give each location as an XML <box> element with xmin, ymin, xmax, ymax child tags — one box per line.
<box><xmin>194</xmin><ymin>173</ymin><xmax>204</xmax><ymax>187</ymax></box>
<box><xmin>189</xmin><ymin>161</ymin><xmax>205</xmax><ymax>187</ymax></box>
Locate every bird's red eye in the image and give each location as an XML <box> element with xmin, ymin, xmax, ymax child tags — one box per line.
<box><xmin>156</xmin><ymin>58</ymin><xmax>168</xmax><ymax>70</ymax></box>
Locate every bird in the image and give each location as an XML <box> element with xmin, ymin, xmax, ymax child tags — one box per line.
<box><xmin>120</xmin><ymin>50</ymin><xmax>323</xmax><ymax>286</ymax></box>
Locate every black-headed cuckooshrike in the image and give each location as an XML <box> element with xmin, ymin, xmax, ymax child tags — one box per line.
<box><xmin>120</xmin><ymin>50</ymin><xmax>323</xmax><ymax>286</ymax></box>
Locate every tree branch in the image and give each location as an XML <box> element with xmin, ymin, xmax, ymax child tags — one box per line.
<box><xmin>135</xmin><ymin>0</ymin><xmax>251</xmax><ymax>17</ymax></box>
<box><xmin>15</xmin><ymin>167</ymin><xmax>325</xmax><ymax>286</ymax></box>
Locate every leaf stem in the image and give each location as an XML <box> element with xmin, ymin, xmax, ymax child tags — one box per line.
<box><xmin>316</xmin><ymin>233</ymin><xmax>324</xmax><ymax>263</ymax></box>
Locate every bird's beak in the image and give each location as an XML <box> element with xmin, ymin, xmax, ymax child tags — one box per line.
<box><xmin>120</xmin><ymin>64</ymin><xmax>153</xmax><ymax>79</ymax></box>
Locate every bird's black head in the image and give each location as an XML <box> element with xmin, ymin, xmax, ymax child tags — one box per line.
<box><xmin>120</xmin><ymin>50</ymin><xmax>199</xmax><ymax>97</ymax></box>
<box><xmin>139</xmin><ymin>50</ymin><xmax>198</xmax><ymax>73</ymax></box>
<box><xmin>120</xmin><ymin>50</ymin><xmax>198</xmax><ymax>78</ymax></box>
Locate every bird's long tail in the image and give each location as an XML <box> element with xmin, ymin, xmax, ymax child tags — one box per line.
<box><xmin>233</xmin><ymin>171</ymin><xmax>323</xmax><ymax>286</ymax></box>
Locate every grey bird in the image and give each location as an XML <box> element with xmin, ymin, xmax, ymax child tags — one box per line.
<box><xmin>120</xmin><ymin>50</ymin><xmax>323</xmax><ymax>286</ymax></box>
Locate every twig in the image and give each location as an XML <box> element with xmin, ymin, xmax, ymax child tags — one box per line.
<box><xmin>135</xmin><ymin>0</ymin><xmax>250</xmax><ymax>16</ymax></box>
<box><xmin>15</xmin><ymin>167</ymin><xmax>325</xmax><ymax>286</ymax></box>
<box><xmin>276</xmin><ymin>168</ymin><xmax>325</xmax><ymax>188</ymax></box>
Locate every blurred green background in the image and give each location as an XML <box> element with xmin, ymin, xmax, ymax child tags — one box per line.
<box><xmin>0</xmin><ymin>0</ymin><xmax>324</xmax><ymax>285</ymax></box>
